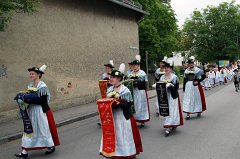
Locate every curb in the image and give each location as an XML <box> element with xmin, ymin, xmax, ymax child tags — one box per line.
<box><xmin>0</xmin><ymin>87</ymin><xmax>183</xmax><ymax>145</ymax></box>
<box><xmin>0</xmin><ymin>133</ymin><xmax>22</xmax><ymax>145</ymax></box>
<box><xmin>0</xmin><ymin>112</ymin><xmax>100</xmax><ymax>145</ymax></box>
<box><xmin>56</xmin><ymin>112</ymin><xmax>99</xmax><ymax>128</ymax></box>
<box><xmin>0</xmin><ymin>111</ymin><xmax>99</xmax><ymax>145</ymax></box>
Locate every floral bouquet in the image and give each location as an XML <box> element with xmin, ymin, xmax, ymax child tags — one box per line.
<box><xmin>187</xmin><ymin>70</ymin><xmax>194</xmax><ymax>74</ymax></box>
<box><xmin>107</xmin><ymin>91</ymin><xmax>121</xmax><ymax>99</ymax></box>
<box><xmin>18</xmin><ymin>87</ymin><xmax>38</xmax><ymax>94</ymax></box>
<box><xmin>160</xmin><ymin>79</ymin><xmax>171</xmax><ymax>83</ymax></box>
<box><xmin>15</xmin><ymin>87</ymin><xmax>40</xmax><ymax>105</ymax></box>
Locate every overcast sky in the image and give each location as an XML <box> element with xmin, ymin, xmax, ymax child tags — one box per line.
<box><xmin>171</xmin><ymin>0</ymin><xmax>240</xmax><ymax>27</ymax></box>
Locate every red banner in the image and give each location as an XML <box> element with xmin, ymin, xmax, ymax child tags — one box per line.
<box><xmin>99</xmin><ymin>80</ymin><xmax>109</xmax><ymax>98</ymax></box>
<box><xmin>97</xmin><ymin>98</ymin><xmax>117</xmax><ymax>157</ymax></box>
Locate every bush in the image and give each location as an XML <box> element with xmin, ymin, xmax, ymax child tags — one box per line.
<box><xmin>173</xmin><ymin>66</ymin><xmax>184</xmax><ymax>84</ymax></box>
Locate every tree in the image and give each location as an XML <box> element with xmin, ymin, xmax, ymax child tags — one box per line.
<box><xmin>180</xmin><ymin>1</ymin><xmax>240</xmax><ymax>63</ymax></box>
<box><xmin>0</xmin><ymin>0</ymin><xmax>41</xmax><ymax>31</ymax></box>
<box><xmin>134</xmin><ymin>0</ymin><xmax>178</xmax><ymax>69</ymax></box>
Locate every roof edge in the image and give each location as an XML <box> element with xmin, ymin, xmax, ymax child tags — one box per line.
<box><xmin>108</xmin><ymin>0</ymin><xmax>149</xmax><ymax>15</ymax></box>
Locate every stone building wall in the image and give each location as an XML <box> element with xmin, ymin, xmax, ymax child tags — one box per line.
<box><xmin>0</xmin><ymin>0</ymin><xmax>140</xmax><ymax>121</ymax></box>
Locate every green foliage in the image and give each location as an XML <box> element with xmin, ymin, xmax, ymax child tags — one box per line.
<box><xmin>173</xmin><ymin>66</ymin><xmax>183</xmax><ymax>84</ymax></box>
<box><xmin>0</xmin><ymin>0</ymin><xmax>41</xmax><ymax>31</ymax></box>
<box><xmin>134</xmin><ymin>0</ymin><xmax>178</xmax><ymax>69</ymax></box>
<box><xmin>180</xmin><ymin>1</ymin><xmax>240</xmax><ymax>63</ymax></box>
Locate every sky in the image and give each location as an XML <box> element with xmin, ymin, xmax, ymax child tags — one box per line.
<box><xmin>171</xmin><ymin>0</ymin><xmax>240</xmax><ymax>27</ymax></box>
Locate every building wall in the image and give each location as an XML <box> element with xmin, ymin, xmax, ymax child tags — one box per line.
<box><xmin>0</xmin><ymin>0</ymin><xmax>140</xmax><ymax>121</ymax></box>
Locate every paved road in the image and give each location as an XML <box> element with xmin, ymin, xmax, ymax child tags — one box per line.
<box><xmin>1</xmin><ymin>83</ymin><xmax>239</xmax><ymax>159</ymax></box>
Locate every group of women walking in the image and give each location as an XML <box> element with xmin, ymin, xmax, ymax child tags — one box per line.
<box><xmin>98</xmin><ymin>55</ymin><xmax>207</xmax><ymax>158</ymax></box>
<box><xmin>14</xmin><ymin>54</ymin><xmax>210</xmax><ymax>159</ymax></box>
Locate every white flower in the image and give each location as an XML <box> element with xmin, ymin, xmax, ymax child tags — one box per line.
<box><xmin>152</xmin><ymin>83</ymin><xmax>156</xmax><ymax>88</ymax></box>
<box><xmin>107</xmin><ymin>91</ymin><xmax>120</xmax><ymax>98</ymax></box>
<box><xmin>27</xmin><ymin>87</ymin><xmax>38</xmax><ymax>92</ymax></box>
<box><xmin>161</xmin><ymin>79</ymin><xmax>171</xmax><ymax>83</ymax></box>
<box><xmin>188</xmin><ymin>71</ymin><xmax>194</xmax><ymax>74</ymax></box>
<box><xmin>114</xmin><ymin>93</ymin><xmax>120</xmax><ymax>98</ymax></box>
<box><xmin>107</xmin><ymin>92</ymin><xmax>114</xmax><ymax>98</ymax></box>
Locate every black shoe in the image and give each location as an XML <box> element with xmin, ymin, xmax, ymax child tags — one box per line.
<box><xmin>165</xmin><ymin>130</ymin><xmax>170</xmax><ymax>137</ymax></box>
<box><xmin>97</xmin><ymin>122</ymin><xmax>102</xmax><ymax>126</ymax></box>
<box><xmin>140</xmin><ymin>122</ymin><xmax>145</xmax><ymax>127</ymax></box>
<box><xmin>45</xmin><ymin>146</ymin><xmax>55</xmax><ymax>155</ymax></box>
<box><xmin>197</xmin><ymin>113</ymin><xmax>202</xmax><ymax>117</ymax></box>
<box><xmin>14</xmin><ymin>153</ymin><xmax>28</xmax><ymax>159</ymax></box>
<box><xmin>186</xmin><ymin>115</ymin><xmax>190</xmax><ymax>120</ymax></box>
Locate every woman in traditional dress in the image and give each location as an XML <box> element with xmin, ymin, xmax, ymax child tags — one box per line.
<box><xmin>219</xmin><ymin>66</ymin><xmax>227</xmax><ymax>85</ymax></box>
<box><xmin>159</xmin><ymin>59</ymin><xmax>184</xmax><ymax>137</ymax></box>
<box><xmin>227</xmin><ymin>67</ymin><xmax>234</xmax><ymax>81</ymax></box>
<box><xmin>99</xmin><ymin>64</ymin><xmax>143</xmax><ymax>159</ymax></box>
<box><xmin>154</xmin><ymin>57</ymin><xmax>167</xmax><ymax>82</ymax></box>
<box><xmin>204</xmin><ymin>71</ymin><xmax>212</xmax><ymax>90</ymax></box>
<box><xmin>208</xmin><ymin>67</ymin><xmax>215</xmax><ymax>88</ymax></box>
<box><xmin>102</xmin><ymin>60</ymin><xmax>115</xmax><ymax>80</ymax></box>
<box><xmin>154</xmin><ymin>58</ymin><xmax>166</xmax><ymax>117</ymax></box>
<box><xmin>98</xmin><ymin>60</ymin><xmax>115</xmax><ymax>126</ymax></box>
<box><xmin>214</xmin><ymin>67</ymin><xmax>220</xmax><ymax>86</ymax></box>
<box><xmin>15</xmin><ymin>65</ymin><xmax>60</xmax><ymax>159</ymax></box>
<box><xmin>183</xmin><ymin>58</ymin><xmax>207</xmax><ymax>120</ymax></box>
<box><xmin>129</xmin><ymin>55</ymin><xmax>150</xmax><ymax>127</ymax></box>
<box><xmin>126</xmin><ymin>62</ymin><xmax>134</xmax><ymax>79</ymax></box>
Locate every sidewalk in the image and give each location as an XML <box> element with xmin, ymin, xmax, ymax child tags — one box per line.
<box><xmin>0</xmin><ymin>85</ymin><xmax>184</xmax><ymax>144</ymax></box>
<box><xmin>0</xmin><ymin>88</ymin><xmax>166</xmax><ymax>144</ymax></box>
